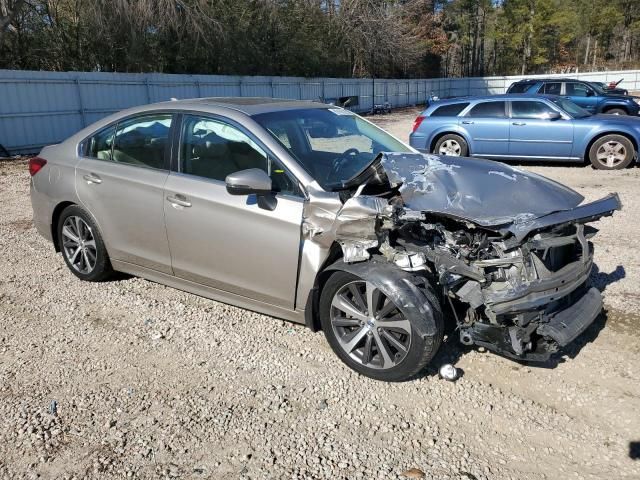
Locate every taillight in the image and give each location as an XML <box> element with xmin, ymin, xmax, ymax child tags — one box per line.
<box><xmin>28</xmin><ymin>157</ymin><xmax>47</xmax><ymax>176</ymax></box>
<box><xmin>412</xmin><ymin>115</ymin><xmax>426</xmax><ymax>133</ymax></box>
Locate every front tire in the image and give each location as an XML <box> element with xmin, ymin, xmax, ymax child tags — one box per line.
<box><xmin>319</xmin><ymin>271</ymin><xmax>443</xmax><ymax>382</ymax></box>
<box><xmin>57</xmin><ymin>205</ymin><xmax>113</xmax><ymax>282</ymax></box>
<box><xmin>588</xmin><ymin>134</ymin><xmax>634</xmax><ymax>170</ymax></box>
<box><xmin>604</xmin><ymin>108</ymin><xmax>627</xmax><ymax>115</ymax></box>
<box><xmin>433</xmin><ymin>134</ymin><xmax>468</xmax><ymax>157</ymax></box>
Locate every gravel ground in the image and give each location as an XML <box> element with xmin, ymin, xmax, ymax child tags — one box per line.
<box><xmin>1</xmin><ymin>111</ymin><xmax>639</xmax><ymax>479</ymax></box>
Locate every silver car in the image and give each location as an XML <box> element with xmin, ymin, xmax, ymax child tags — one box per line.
<box><xmin>30</xmin><ymin>98</ymin><xmax>621</xmax><ymax>381</ymax></box>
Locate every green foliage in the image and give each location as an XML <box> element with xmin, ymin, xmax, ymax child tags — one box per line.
<box><xmin>0</xmin><ymin>0</ymin><xmax>639</xmax><ymax>77</ymax></box>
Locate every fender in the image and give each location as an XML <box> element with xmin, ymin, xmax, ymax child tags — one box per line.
<box><xmin>573</xmin><ymin>123</ymin><xmax>640</xmax><ymax>159</ymax></box>
<box><xmin>321</xmin><ymin>258</ymin><xmax>439</xmax><ymax>339</ymax></box>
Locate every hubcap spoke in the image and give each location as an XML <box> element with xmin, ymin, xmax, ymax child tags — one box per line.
<box><xmin>365</xmin><ymin>282</ymin><xmax>377</xmax><ymax>318</ymax></box>
<box><xmin>380</xmin><ymin>329</ymin><xmax>408</xmax><ymax>353</ymax></box>
<box><xmin>331</xmin><ymin>294</ymin><xmax>368</xmax><ymax>322</ymax></box>
<box><xmin>342</xmin><ymin>327</ymin><xmax>368</xmax><ymax>353</ymax></box>
<box><xmin>372</xmin><ymin>329</ymin><xmax>394</xmax><ymax>368</ymax></box>
<box><xmin>375</xmin><ymin>318</ymin><xmax>411</xmax><ymax>335</ymax></box>
<box><xmin>332</xmin><ymin>317</ymin><xmax>362</xmax><ymax>328</ymax></box>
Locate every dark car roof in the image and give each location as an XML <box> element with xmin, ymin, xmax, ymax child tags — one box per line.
<box><xmin>512</xmin><ymin>78</ymin><xmax>589</xmax><ymax>84</ymax></box>
<box><xmin>189</xmin><ymin>97</ymin><xmax>330</xmax><ymax>115</ymax></box>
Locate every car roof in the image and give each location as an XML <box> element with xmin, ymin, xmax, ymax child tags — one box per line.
<box><xmin>430</xmin><ymin>94</ymin><xmax>559</xmax><ymax>105</ymax></box>
<box><xmin>512</xmin><ymin>78</ymin><xmax>586</xmax><ymax>83</ymax></box>
<box><xmin>152</xmin><ymin>97</ymin><xmax>330</xmax><ymax>115</ymax></box>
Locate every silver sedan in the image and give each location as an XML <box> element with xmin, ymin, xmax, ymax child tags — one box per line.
<box><xmin>30</xmin><ymin>98</ymin><xmax>620</xmax><ymax>381</ymax></box>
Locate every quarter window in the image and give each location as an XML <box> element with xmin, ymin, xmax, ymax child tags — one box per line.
<box><xmin>180</xmin><ymin>115</ymin><xmax>299</xmax><ymax>195</ymax></box>
<box><xmin>431</xmin><ymin>103</ymin><xmax>470</xmax><ymax>117</ymax></box>
<box><xmin>511</xmin><ymin>101</ymin><xmax>559</xmax><ymax>119</ymax></box>
<box><xmin>112</xmin><ymin>114</ymin><xmax>172</xmax><ymax>169</ymax></box>
<box><xmin>467</xmin><ymin>101</ymin><xmax>506</xmax><ymax>118</ymax></box>
<box><xmin>85</xmin><ymin>125</ymin><xmax>116</xmax><ymax>160</ymax></box>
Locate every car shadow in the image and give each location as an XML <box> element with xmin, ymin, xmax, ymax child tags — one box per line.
<box><xmin>630</xmin><ymin>441</ymin><xmax>640</xmax><ymax>460</ymax></box>
<box><xmin>590</xmin><ymin>264</ymin><xmax>626</xmax><ymax>292</ymax></box>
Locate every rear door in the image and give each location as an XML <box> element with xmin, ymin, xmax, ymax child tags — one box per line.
<box><xmin>163</xmin><ymin>114</ymin><xmax>304</xmax><ymax>309</ymax></box>
<box><xmin>508</xmin><ymin>100</ymin><xmax>574</xmax><ymax>159</ymax></box>
<box><xmin>76</xmin><ymin>113</ymin><xmax>174</xmax><ymax>273</ymax></box>
<box><xmin>462</xmin><ymin>100</ymin><xmax>509</xmax><ymax>156</ymax></box>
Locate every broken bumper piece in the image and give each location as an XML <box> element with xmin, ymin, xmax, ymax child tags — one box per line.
<box><xmin>465</xmin><ymin>286</ymin><xmax>603</xmax><ymax>362</ymax></box>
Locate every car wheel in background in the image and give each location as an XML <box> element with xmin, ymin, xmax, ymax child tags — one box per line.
<box><xmin>605</xmin><ymin>108</ymin><xmax>627</xmax><ymax>115</ymax></box>
<box><xmin>319</xmin><ymin>271</ymin><xmax>443</xmax><ymax>382</ymax></box>
<box><xmin>589</xmin><ymin>134</ymin><xmax>635</xmax><ymax>170</ymax></box>
<box><xmin>57</xmin><ymin>205</ymin><xmax>113</xmax><ymax>281</ymax></box>
<box><xmin>433</xmin><ymin>134</ymin><xmax>468</xmax><ymax>157</ymax></box>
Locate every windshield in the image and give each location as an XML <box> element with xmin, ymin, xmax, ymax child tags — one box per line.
<box><xmin>253</xmin><ymin>107</ymin><xmax>411</xmax><ymax>189</ymax></box>
<box><xmin>589</xmin><ymin>82</ymin><xmax>606</xmax><ymax>94</ymax></box>
<box><xmin>550</xmin><ymin>98</ymin><xmax>592</xmax><ymax>118</ymax></box>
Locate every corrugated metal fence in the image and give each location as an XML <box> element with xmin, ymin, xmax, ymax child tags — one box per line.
<box><xmin>1</xmin><ymin>68</ymin><xmax>640</xmax><ymax>155</ymax></box>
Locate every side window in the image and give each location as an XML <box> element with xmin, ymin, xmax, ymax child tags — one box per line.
<box><xmin>566</xmin><ymin>82</ymin><xmax>592</xmax><ymax>97</ymax></box>
<box><xmin>467</xmin><ymin>101</ymin><xmax>506</xmax><ymax>118</ymax></box>
<box><xmin>84</xmin><ymin>125</ymin><xmax>116</xmax><ymax>161</ymax></box>
<box><xmin>540</xmin><ymin>82</ymin><xmax>562</xmax><ymax>95</ymax></box>
<box><xmin>431</xmin><ymin>103</ymin><xmax>470</xmax><ymax>117</ymax></box>
<box><xmin>511</xmin><ymin>101</ymin><xmax>559</xmax><ymax>119</ymax></box>
<box><xmin>113</xmin><ymin>114</ymin><xmax>172</xmax><ymax>169</ymax></box>
<box><xmin>180</xmin><ymin>115</ymin><xmax>299</xmax><ymax>195</ymax></box>
<box><xmin>508</xmin><ymin>82</ymin><xmax>533</xmax><ymax>94</ymax></box>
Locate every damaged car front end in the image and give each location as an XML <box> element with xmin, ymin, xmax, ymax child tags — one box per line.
<box><xmin>305</xmin><ymin>152</ymin><xmax>620</xmax><ymax>363</ymax></box>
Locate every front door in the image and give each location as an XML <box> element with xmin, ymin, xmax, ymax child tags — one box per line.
<box><xmin>163</xmin><ymin>114</ymin><xmax>304</xmax><ymax>309</ymax></box>
<box><xmin>75</xmin><ymin>113</ymin><xmax>174</xmax><ymax>273</ymax></box>
<box><xmin>508</xmin><ymin>100</ymin><xmax>574</xmax><ymax>159</ymax></box>
<box><xmin>565</xmin><ymin>82</ymin><xmax>599</xmax><ymax>113</ymax></box>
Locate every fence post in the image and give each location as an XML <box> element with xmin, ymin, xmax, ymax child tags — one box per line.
<box><xmin>144</xmin><ymin>77</ymin><xmax>151</xmax><ymax>103</ymax></box>
<box><xmin>196</xmin><ymin>80</ymin><xmax>202</xmax><ymax>98</ymax></box>
<box><xmin>75</xmin><ymin>77</ymin><xmax>86</xmax><ymax>127</ymax></box>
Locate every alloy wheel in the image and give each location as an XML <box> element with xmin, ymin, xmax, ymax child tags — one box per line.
<box><xmin>330</xmin><ymin>280</ymin><xmax>411</xmax><ymax>370</ymax></box>
<box><xmin>438</xmin><ymin>139</ymin><xmax>462</xmax><ymax>156</ymax></box>
<box><xmin>596</xmin><ymin>141</ymin><xmax>627</xmax><ymax>168</ymax></box>
<box><xmin>61</xmin><ymin>216</ymin><xmax>97</xmax><ymax>274</ymax></box>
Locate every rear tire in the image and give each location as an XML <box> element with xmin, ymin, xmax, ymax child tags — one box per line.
<box><xmin>57</xmin><ymin>205</ymin><xmax>113</xmax><ymax>282</ymax></box>
<box><xmin>604</xmin><ymin>108</ymin><xmax>627</xmax><ymax>115</ymax></box>
<box><xmin>433</xmin><ymin>134</ymin><xmax>468</xmax><ymax>157</ymax></box>
<box><xmin>319</xmin><ymin>271</ymin><xmax>443</xmax><ymax>382</ymax></box>
<box><xmin>588</xmin><ymin>134</ymin><xmax>634</xmax><ymax>170</ymax></box>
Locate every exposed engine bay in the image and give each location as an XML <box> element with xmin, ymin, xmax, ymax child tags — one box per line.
<box><xmin>304</xmin><ymin>152</ymin><xmax>621</xmax><ymax>361</ymax></box>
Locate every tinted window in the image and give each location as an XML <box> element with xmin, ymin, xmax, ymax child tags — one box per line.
<box><xmin>540</xmin><ymin>82</ymin><xmax>562</xmax><ymax>95</ymax></box>
<box><xmin>467</xmin><ymin>101</ymin><xmax>506</xmax><ymax>118</ymax></box>
<box><xmin>566</xmin><ymin>82</ymin><xmax>593</xmax><ymax>97</ymax></box>
<box><xmin>508</xmin><ymin>82</ymin><xmax>533</xmax><ymax>94</ymax></box>
<box><xmin>85</xmin><ymin>125</ymin><xmax>115</xmax><ymax>160</ymax></box>
<box><xmin>112</xmin><ymin>114</ymin><xmax>172</xmax><ymax>169</ymax></box>
<box><xmin>431</xmin><ymin>103</ymin><xmax>469</xmax><ymax>117</ymax></box>
<box><xmin>511</xmin><ymin>101</ymin><xmax>559</xmax><ymax>119</ymax></box>
<box><xmin>180</xmin><ymin>115</ymin><xmax>299</xmax><ymax>195</ymax></box>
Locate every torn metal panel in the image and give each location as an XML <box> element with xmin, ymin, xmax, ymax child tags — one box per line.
<box><xmin>379</xmin><ymin>152</ymin><xmax>586</xmax><ymax>227</ymax></box>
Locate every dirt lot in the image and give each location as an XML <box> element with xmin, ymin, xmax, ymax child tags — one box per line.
<box><xmin>1</xmin><ymin>109</ymin><xmax>639</xmax><ymax>479</ymax></box>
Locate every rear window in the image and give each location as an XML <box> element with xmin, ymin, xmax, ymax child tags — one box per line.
<box><xmin>430</xmin><ymin>103</ymin><xmax>469</xmax><ymax>117</ymax></box>
<box><xmin>507</xmin><ymin>82</ymin><xmax>534</xmax><ymax>94</ymax></box>
<box><xmin>467</xmin><ymin>101</ymin><xmax>507</xmax><ymax>118</ymax></box>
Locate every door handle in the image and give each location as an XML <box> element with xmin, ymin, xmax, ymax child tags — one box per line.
<box><xmin>83</xmin><ymin>173</ymin><xmax>102</xmax><ymax>184</ymax></box>
<box><xmin>166</xmin><ymin>194</ymin><xmax>192</xmax><ymax>208</ymax></box>
<box><xmin>512</xmin><ymin>122</ymin><xmax>527</xmax><ymax>126</ymax></box>
<box><xmin>461</xmin><ymin>120</ymin><xmax>474</xmax><ymax>124</ymax></box>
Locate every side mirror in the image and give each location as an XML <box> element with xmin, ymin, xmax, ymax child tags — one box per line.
<box><xmin>586</xmin><ymin>90</ymin><xmax>594</xmax><ymax>97</ymax></box>
<box><xmin>547</xmin><ymin>111</ymin><xmax>562</xmax><ymax>120</ymax></box>
<box><xmin>225</xmin><ymin>168</ymin><xmax>272</xmax><ymax>196</ymax></box>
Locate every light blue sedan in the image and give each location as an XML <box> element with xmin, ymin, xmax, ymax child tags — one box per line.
<box><xmin>409</xmin><ymin>94</ymin><xmax>640</xmax><ymax>170</ymax></box>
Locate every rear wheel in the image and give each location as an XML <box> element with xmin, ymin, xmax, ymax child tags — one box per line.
<box><xmin>433</xmin><ymin>134</ymin><xmax>468</xmax><ymax>157</ymax></box>
<box><xmin>604</xmin><ymin>108</ymin><xmax>627</xmax><ymax>115</ymax></box>
<box><xmin>588</xmin><ymin>134</ymin><xmax>634</xmax><ymax>170</ymax></box>
<box><xmin>57</xmin><ymin>205</ymin><xmax>113</xmax><ymax>281</ymax></box>
<box><xmin>320</xmin><ymin>271</ymin><xmax>443</xmax><ymax>382</ymax></box>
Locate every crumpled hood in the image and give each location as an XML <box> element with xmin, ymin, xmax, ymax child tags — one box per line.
<box><xmin>379</xmin><ymin>152</ymin><xmax>585</xmax><ymax>227</ymax></box>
